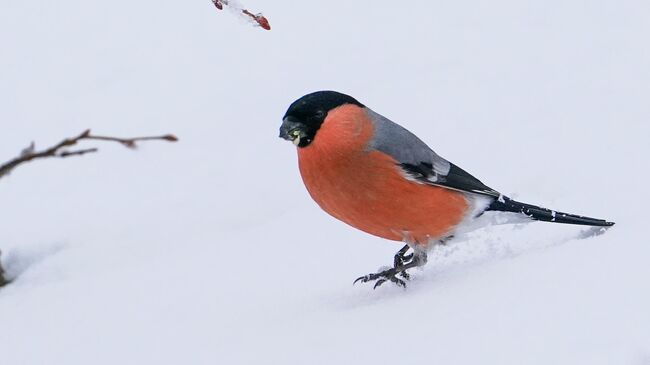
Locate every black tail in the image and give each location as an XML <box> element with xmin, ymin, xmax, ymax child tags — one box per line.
<box><xmin>487</xmin><ymin>196</ymin><xmax>615</xmax><ymax>227</ymax></box>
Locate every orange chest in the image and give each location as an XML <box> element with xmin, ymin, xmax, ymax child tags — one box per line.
<box><xmin>297</xmin><ymin>148</ymin><xmax>470</xmax><ymax>244</ymax></box>
<box><xmin>298</xmin><ymin>149</ymin><xmax>395</xmax><ymax>213</ymax></box>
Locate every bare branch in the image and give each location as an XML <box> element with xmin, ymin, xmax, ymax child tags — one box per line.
<box><xmin>212</xmin><ymin>0</ymin><xmax>271</xmax><ymax>30</ymax></box>
<box><xmin>0</xmin><ymin>130</ymin><xmax>177</xmax><ymax>288</ymax></box>
<box><xmin>84</xmin><ymin>134</ymin><xmax>179</xmax><ymax>149</ymax></box>
<box><xmin>0</xmin><ymin>130</ymin><xmax>178</xmax><ymax>180</ymax></box>
<box><xmin>0</xmin><ymin>250</ymin><xmax>9</xmax><ymax>288</ymax></box>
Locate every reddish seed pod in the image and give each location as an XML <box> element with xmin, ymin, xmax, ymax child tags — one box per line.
<box><xmin>256</xmin><ymin>15</ymin><xmax>271</xmax><ymax>30</ymax></box>
<box><xmin>242</xmin><ymin>9</ymin><xmax>271</xmax><ymax>30</ymax></box>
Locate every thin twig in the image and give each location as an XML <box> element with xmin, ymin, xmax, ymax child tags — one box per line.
<box><xmin>211</xmin><ymin>0</ymin><xmax>271</xmax><ymax>30</ymax></box>
<box><xmin>0</xmin><ymin>130</ymin><xmax>178</xmax><ymax>180</ymax></box>
<box><xmin>58</xmin><ymin>148</ymin><xmax>99</xmax><ymax>158</ymax></box>
<box><xmin>0</xmin><ymin>250</ymin><xmax>8</xmax><ymax>288</ymax></box>
<box><xmin>85</xmin><ymin>134</ymin><xmax>178</xmax><ymax>148</ymax></box>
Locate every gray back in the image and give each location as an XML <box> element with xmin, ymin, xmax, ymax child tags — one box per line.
<box><xmin>366</xmin><ymin>108</ymin><xmax>451</xmax><ymax>177</ymax></box>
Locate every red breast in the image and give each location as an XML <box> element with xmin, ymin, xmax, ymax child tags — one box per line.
<box><xmin>297</xmin><ymin>104</ymin><xmax>470</xmax><ymax>246</ymax></box>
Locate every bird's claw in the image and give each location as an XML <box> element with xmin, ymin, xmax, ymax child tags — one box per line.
<box><xmin>353</xmin><ymin>273</ymin><xmax>380</xmax><ymax>285</ymax></box>
<box><xmin>374</xmin><ymin>276</ymin><xmax>406</xmax><ymax>289</ymax></box>
<box><xmin>354</xmin><ymin>270</ymin><xmax>407</xmax><ymax>289</ymax></box>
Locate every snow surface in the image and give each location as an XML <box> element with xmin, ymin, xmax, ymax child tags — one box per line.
<box><xmin>1</xmin><ymin>1</ymin><xmax>649</xmax><ymax>364</ymax></box>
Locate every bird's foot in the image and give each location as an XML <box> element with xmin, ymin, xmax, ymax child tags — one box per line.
<box><xmin>354</xmin><ymin>244</ymin><xmax>428</xmax><ymax>289</ymax></box>
<box><xmin>354</xmin><ymin>267</ymin><xmax>406</xmax><ymax>289</ymax></box>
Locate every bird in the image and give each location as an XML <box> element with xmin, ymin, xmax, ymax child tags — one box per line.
<box><xmin>279</xmin><ymin>90</ymin><xmax>614</xmax><ymax>289</ymax></box>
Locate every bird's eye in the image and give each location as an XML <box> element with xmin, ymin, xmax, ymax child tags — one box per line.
<box><xmin>314</xmin><ymin>110</ymin><xmax>325</xmax><ymax>118</ymax></box>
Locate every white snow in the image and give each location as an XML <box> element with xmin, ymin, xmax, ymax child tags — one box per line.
<box><xmin>1</xmin><ymin>1</ymin><xmax>649</xmax><ymax>364</ymax></box>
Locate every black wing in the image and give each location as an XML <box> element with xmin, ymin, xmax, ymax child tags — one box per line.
<box><xmin>400</xmin><ymin>161</ymin><xmax>501</xmax><ymax>198</ymax></box>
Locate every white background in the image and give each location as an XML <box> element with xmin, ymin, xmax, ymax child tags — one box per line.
<box><xmin>1</xmin><ymin>1</ymin><xmax>649</xmax><ymax>364</ymax></box>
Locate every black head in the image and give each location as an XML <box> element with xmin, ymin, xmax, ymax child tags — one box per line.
<box><xmin>279</xmin><ymin>90</ymin><xmax>364</xmax><ymax>147</ymax></box>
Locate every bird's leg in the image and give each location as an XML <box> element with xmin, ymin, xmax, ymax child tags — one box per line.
<box><xmin>393</xmin><ymin>244</ymin><xmax>411</xmax><ymax>266</ymax></box>
<box><xmin>393</xmin><ymin>244</ymin><xmax>413</xmax><ymax>280</ymax></box>
<box><xmin>354</xmin><ymin>246</ymin><xmax>428</xmax><ymax>289</ymax></box>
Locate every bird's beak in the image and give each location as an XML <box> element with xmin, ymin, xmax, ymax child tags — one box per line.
<box><xmin>279</xmin><ymin>116</ymin><xmax>307</xmax><ymax>146</ymax></box>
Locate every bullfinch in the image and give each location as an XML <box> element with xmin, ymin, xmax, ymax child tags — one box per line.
<box><xmin>279</xmin><ymin>91</ymin><xmax>614</xmax><ymax>289</ymax></box>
